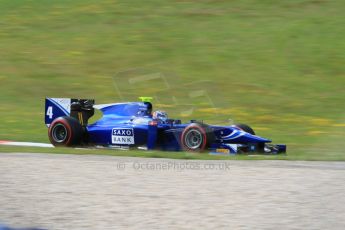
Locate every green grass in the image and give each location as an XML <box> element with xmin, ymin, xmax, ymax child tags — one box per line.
<box><xmin>1</xmin><ymin>0</ymin><xmax>344</xmax><ymax>160</ymax></box>
<box><xmin>2</xmin><ymin>145</ymin><xmax>345</xmax><ymax>161</ymax></box>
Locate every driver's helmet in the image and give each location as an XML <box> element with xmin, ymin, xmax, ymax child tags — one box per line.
<box><xmin>153</xmin><ymin>110</ymin><xmax>168</xmax><ymax>122</ymax></box>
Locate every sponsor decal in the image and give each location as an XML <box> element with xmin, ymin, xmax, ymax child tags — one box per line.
<box><xmin>216</xmin><ymin>148</ymin><xmax>230</xmax><ymax>154</ymax></box>
<box><xmin>112</xmin><ymin>128</ymin><xmax>135</xmax><ymax>145</ymax></box>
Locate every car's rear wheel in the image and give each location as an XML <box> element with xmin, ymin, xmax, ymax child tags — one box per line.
<box><xmin>234</xmin><ymin>123</ymin><xmax>255</xmax><ymax>135</ymax></box>
<box><xmin>48</xmin><ymin>116</ymin><xmax>84</xmax><ymax>146</ymax></box>
<box><xmin>180</xmin><ymin>123</ymin><xmax>213</xmax><ymax>152</ymax></box>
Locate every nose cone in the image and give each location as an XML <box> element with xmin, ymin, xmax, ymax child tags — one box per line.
<box><xmin>242</xmin><ymin>132</ymin><xmax>271</xmax><ymax>143</ymax></box>
<box><xmin>221</xmin><ymin>129</ymin><xmax>271</xmax><ymax>143</ymax></box>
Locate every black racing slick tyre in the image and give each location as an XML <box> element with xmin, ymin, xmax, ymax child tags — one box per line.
<box><xmin>234</xmin><ymin>123</ymin><xmax>255</xmax><ymax>135</ymax></box>
<box><xmin>180</xmin><ymin>123</ymin><xmax>214</xmax><ymax>152</ymax></box>
<box><xmin>48</xmin><ymin>116</ymin><xmax>84</xmax><ymax>146</ymax></box>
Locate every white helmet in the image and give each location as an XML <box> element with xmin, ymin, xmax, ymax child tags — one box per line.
<box><xmin>153</xmin><ymin>110</ymin><xmax>168</xmax><ymax>122</ymax></box>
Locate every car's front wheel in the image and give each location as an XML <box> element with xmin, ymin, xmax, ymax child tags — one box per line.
<box><xmin>180</xmin><ymin>123</ymin><xmax>213</xmax><ymax>152</ymax></box>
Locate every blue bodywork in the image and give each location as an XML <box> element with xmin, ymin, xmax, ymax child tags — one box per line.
<box><xmin>45</xmin><ymin>98</ymin><xmax>286</xmax><ymax>154</ymax></box>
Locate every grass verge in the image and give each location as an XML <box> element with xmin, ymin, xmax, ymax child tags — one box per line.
<box><xmin>2</xmin><ymin>145</ymin><xmax>345</xmax><ymax>161</ymax></box>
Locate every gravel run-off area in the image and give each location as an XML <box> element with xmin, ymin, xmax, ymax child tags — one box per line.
<box><xmin>1</xmin><ymin>153</ymin><xmax>345</xmax><ymax>230</ymax></box>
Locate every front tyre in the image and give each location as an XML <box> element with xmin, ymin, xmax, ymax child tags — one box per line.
<box><xmin>48</xmin><ymin>116</ymin><xmax>83</xmax><ymax>146</ymax></box>
<box><xmin>180</xmin><ymin>123</ymin><xmax>213</xmax><ymax>152</ymax></box>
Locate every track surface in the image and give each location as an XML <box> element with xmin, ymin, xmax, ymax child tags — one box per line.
<box><xmin>1</xmin><ymin>153</ymin><xmax>345</xmax><ymax>230</ymax></box>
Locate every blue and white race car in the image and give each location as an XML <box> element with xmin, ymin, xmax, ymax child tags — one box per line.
<box><xmin>45</xmin><ymin>97</ymin><xmax>286</xmax><ymax>154</ymax></box>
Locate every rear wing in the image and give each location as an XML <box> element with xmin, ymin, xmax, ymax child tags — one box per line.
<box><xmin>45</xmin><ymin>98</ymin><xmax>94</xmax><ymax>127</ymax></box>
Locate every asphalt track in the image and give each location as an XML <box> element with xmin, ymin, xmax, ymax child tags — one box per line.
<box><xmin>0</xmin><ymin>153</ymin><xmax>345</xmax><ymax>230</ymax></box>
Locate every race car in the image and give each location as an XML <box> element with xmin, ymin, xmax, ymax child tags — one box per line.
<box><xmin>44</xmin><ymin>97</ymin><xmax>286</xmax><ymax>154</ymax></box>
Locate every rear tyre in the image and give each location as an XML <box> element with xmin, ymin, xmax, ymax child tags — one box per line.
<box><xmin>48</xmin><ymin>116</ymin><xmax>84</xmax><ymax>146</ymax></box>
<box><xmin>234</xmin><ymin>123</ymin><xmax>255</xmax><ymax>135</ymax></box>
<box><xmin>180</xmin><ymin>123</ymin><xmax>213</xmax><ymax>152</ymax></box>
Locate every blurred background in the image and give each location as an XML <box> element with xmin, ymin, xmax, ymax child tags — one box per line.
<box><xmin>0</xmin><ymin>0</ymin><xmax>344</xmax><ymax>159</ymax></box>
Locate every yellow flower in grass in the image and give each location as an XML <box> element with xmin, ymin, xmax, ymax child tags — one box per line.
<box><xmin>306</xmin><ymin>130</ymin><xmax>328</xmax><ymax>136</ymax></box>
<box><xmin>197</xmin><ymin>108</ymin><xmax>220</xmax><ymax>114</ymax></box>
<box><xmin>332</xmin><ymin>123</ymin><xmax>345</xmax><ymax>127</ymax></box>
<box><xmin>254</xmin><ymin>114</ymin><xmax>277</xmax><ymax>123</ymax></box>
<box><xmin>309</xmin><ymin>118</ymin><xmax>332</xmax><ymax>126</ymax></box>
<box><xmin>254</xmin><ymin>127</ymin><xmax>271</xmax><ymax>131</ymax></box>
